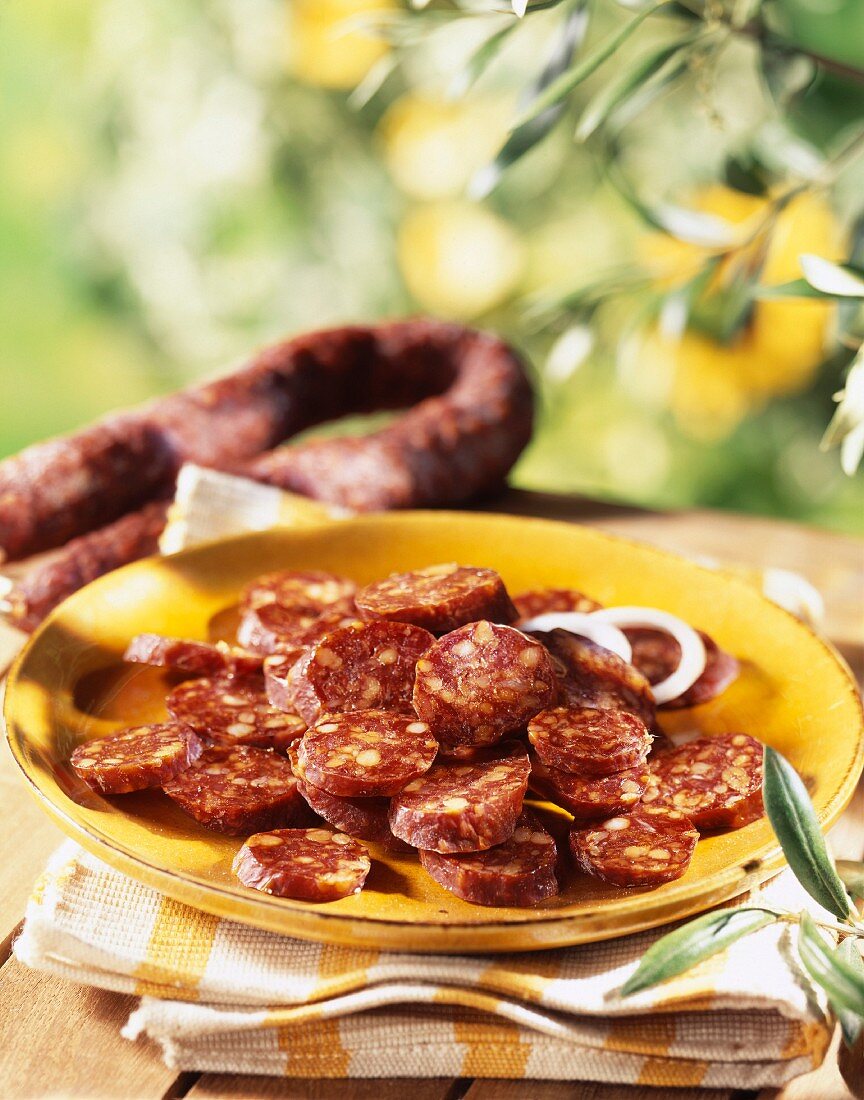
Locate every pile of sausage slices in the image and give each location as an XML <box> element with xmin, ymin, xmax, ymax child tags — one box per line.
<box><xmin>70</xmin><ymin>564</ymin><xmax>763</xmax><ymax>907</ymax></box>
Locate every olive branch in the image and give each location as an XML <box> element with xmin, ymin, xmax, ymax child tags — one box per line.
<box><xmin>622</xmin><ymin>746</ymin><xmax>864</xmax><ymax>1066</ymax></box>
<box><xmin>354</xmin><ymin>0</ymin><xmax>864</xmax><ymax>472</ymax></box>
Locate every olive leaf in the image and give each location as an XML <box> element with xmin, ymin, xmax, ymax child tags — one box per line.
<box><xmin>762</xmin><ymin>747</ymin><xmax>855</xmax><ymax>921</ymax></box>
<box><xmin>450</xmin><ymin>21</ymin><xmax>517</xmax><ymax>99</ymax></box>
<box><xmin>837</xmin><ymin>860</ymin><xmax>864</xmax><ymax>902</ymax></box>
<box><xmin>754</xmin><ymin>278</ymin><xmax>837</xmax><ymax>301</ymax></box>
<box><xmin>349</xmin><ymin>53</ymin><xmax>400</xmax><ymax>109</ymax></box>
<box><xmin>471</xmin><ymin>3</ymin><xmax>590</xmax><ymax>198</ymax></box>
<box><xmin>821</xmin><ymin>346</ymin><xmax>864</xmax><ymax>476</ymax></box>
<box><xmin>514</xmin><ymin>0</ymin><xmax>669</xmax><ymax>129</ymax></box>
<box><xmin>798</xmin><ymin>913</ymin><xmax>864</xmax><ymax>1018</ymax></box>
<box><xmin>606</xmin><ymin>157</ymin><xmax>737</xmax><ymax>247</ymax></box>
<box><xmin>621</xmin><ymin>908</ymin><xmax>779</xmax><ymax>997</ymax></box>
<box><xmin>835</xmin><ymin>938</ymin><xmax>864</xmax><ymax>1047</ymax></box>
<box><xmin>800</xmin><ymin>254</ymin><xmax>864</xmax><ymax>299</ymax></box>
<box><xmin>760</xmin><ymin>47</ymin><xmax>818</xmax><ymax>108</ymax></box>
<box><xmin>575</xmin><ymin>32</ymin><xmax>698</xmax><ymax>141</ymax></box>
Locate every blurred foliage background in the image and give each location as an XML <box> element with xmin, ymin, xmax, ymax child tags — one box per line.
<box><xmin>1</xmin><ymin>0</ymin><xmax>863</xmax><ymax>532</ymax></box>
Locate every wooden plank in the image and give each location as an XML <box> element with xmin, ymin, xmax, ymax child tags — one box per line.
<box><xmin>0</xmin><ymin>735</ymin><xmax>67</xmax><ymax>937</ymax></box>
<box><xmin>0</xmin><ymin>956</ymin><xmax>182</xmax><ymax>1099</ymax></box>
<box><xmin>188</xmin><ymin>1077</ymin><xmax>462</xmax><ymax>1099</ymax></box>
<box><xmin>464</xmin><ymin>1082</ymin><xmax>737</xmax><ymax>1099</ymax></box>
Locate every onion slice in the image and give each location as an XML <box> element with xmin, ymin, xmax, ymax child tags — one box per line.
<box><xmin>517</xmin><ymin>612</ymin><xmax>633</xmax><ymax>663</ymax></box>
<box><xmin>589</xmin><ymin>606</ymin><xmax>706</xmax><ymax>705</ymax></box>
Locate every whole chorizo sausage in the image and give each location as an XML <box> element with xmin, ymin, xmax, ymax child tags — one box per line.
<box><xmin>0</xmin><ymin>321</ymin><xmax>531</xmax><ymax>561</ymax></box>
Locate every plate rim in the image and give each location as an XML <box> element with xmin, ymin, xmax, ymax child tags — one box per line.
<box><xmin>6</xmin><ymin>509</ymin><xmax>864</xmax><ymax>951</ymax></box>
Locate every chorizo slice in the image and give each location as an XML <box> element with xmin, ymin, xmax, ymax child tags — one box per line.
<box><xmin>240</xmin><ymin>569</ymin><xmax>357</xmax><ymax>616</ymax></box>
<box><xmin>570</xmin><ymin>806</ymin><xmax>698</xmax><ymax>887</ymax></box>
<box><xmin>70</xmin><ymin>722</ymin><xmax>203</xmax><ymax>794</ymax></box>
<box><xmin>412</xmin><ymin>621</ymin><xmax>557</xmax><ymax>754</ymax></box>
<box><xmin>297</xmin><ymin>711</ymin><xmax>438</xmax><ymax>797</ymax></box>
<box><xmin>163</xmin><ymin>745</ymin><xmax>308</xmax><ymax>835</ymax></box>
<box><xmin>532</xmin><ymin>629</ymin><xmax>655</xmax><ymax>727</ymax></box>
<box><xmin>287</xmin><ymin>620</ymin><xmax>434</xmax><ymax>725</ymax></box>
<box><xmin>529</xmin><ymin>754</ymin><xmax>650</xmax><ymax>822</ymax></box>
<box><xmin>124</xmin><ymin>633</ymin><xmax>262</xmax><ymax>678</ymax></box>
<box><xmin>288</xmin><ymin>748</ymin><xmax>405</xmax><ymax>847</ymax></box>
<box><xmin>166</xmin><ymin>675</ymin><xmax>306</xmax><ymax>752</ymax></box>
<box><xmin>264</xmin><ymin>652</ymin><xmax>303</xmax><ymax>713</ymax></box>
<box><xmin>389</xmin><ymin>743</ymin><xmax>530</xmax><ymax>853</ymax></box>
<box><xmin>419</xmin><ymin>811</ymin><xmax>558</xmax><ymax>907</ymax></box>
<box><xmin>527</xmin><ymin>705</ymin><xmax>652</xmax><ymax>777</ymax></box>
<box><xmin>641</xmin><ymin>733</ymin><xmax>764</xmax><ymax>830</ymax></box>
<box><xmin>513</xmin><ymin>587</ymin><xmax>602</xmax><ymax>621</ymax></box>
<box><xmin>625</xmin><ymin>627</ymin><xmax>739</xmax><ymax>709</ymax></box>
<box><xmin>238</xmin><ymin>605</ymin><xmax>362</xmax><ymax>658</ymax></box>
<box><xmin>355</xmin><ymin>564</ymin><xmax>517</xmax><ymax>634</ymax></box>
<box><xmin>232</xmin><ymin>827</ymin><xmax>371</xmax><ymax>901</ymax></box>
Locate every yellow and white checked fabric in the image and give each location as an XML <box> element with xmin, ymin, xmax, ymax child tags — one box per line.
<box><xmin>9</xmin><ymin>464</ymin><xmax>849</xmax><ymax>1089</ymax></box>
<box><xmin>15</xmin><ymin>841</ymin><xmax>834</xmax><ymax>1087</ymax></box>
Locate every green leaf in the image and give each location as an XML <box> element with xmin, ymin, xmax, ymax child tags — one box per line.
<box><xmin>800</xmin><ymin>254</ymin><xmax>864</xmax><ymax>298</ymax></box>
<box><xmin>449</xmin><ymin>21</ymin><xmax>516</xmax><ymax>99</ymax></box>
<box><xmin>798</xmin><ymin>914</ymin><xmax>864</xmax><ymax>1018</ymax></box>
<box><xmin>835</xmin><ymin>938</ymin><xmax>864</xmax><ymax>1047</ymax></box>
<box><xmin>514</xmin><ymin>0</ymin><xmax>669</xmax><ymax>129</ymax></box>
<box><xmin>763</xmin><ymin>747</ymin><xmax>855</xmax><ymax>921</ymax></box>
<box><xmin>349</xmin><ymin>53</ymin><xmax>399</xmax><ymax>109</ymax></box>
<box><xmin>575</xmin><ymin>33</ymin><xmax>696</xmax><ymax>141</ymax></box>
<box><xmin>760</xmin><ymin>47</ymin><xmax>817</xmax><ymax>108</ymax></box>
<box><xmin>621</xmin><ymin>908</ymin><xmax>779</xmax><ymax>997</ymax></box>
<box><xmin>837</xmin><ymin>861</ymin><xmax>864</xmax><ymax>901</ymax></box>
<box><xmin>471</xmin><ymin>3</ymin><xmax>589</xmax><ymax>197</ymax></box>
<box><xmin>754</xmin><ymin>278</ymin><xmax>838</xmax><ymax>300</ymax></box>
<box><xmin>821</xmin><ymin>346</ymin><xmax>864</xmax><ymax>475</ymax></box>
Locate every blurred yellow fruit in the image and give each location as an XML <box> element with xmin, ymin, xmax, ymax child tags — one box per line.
<box><xmin>288</xmin><ymin>0</ymin><xmax>394</xmax><ymax>90</ymax></box>
<box><xmin>637</xmin><ymin>187</ymin><xmax>842</xmax><ymax>439</ymax></box>
<box><xmin>398</xmin><ymin>201</ymin><xmax>524</xmax><ymax>319</ymax></box>
<box><xmin>379</xmin><ymin>94</ymin><xmax>509</xmax><ymax>201</ymax></box>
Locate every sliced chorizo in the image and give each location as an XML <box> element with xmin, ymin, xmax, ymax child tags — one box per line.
<box><xmin>625</xmin><ymin>627</ymin><xmax>739</xmax><ymax>709</ymax></box>
<box><xmin>641</xmin><ymin>733</ymin><xmax>763</xmax><ymax>830</ymax></box>
<box><xmin>419</xmin><ymin>811</ymin><xmax>558</xmax><ymax>907</ymax></box>
<box><xmin>240</xmin><ymin>569</ymin><xmax>357</xmax><ymax>616</ymax></box>
<box><xmin>166</xmin><ymin>675</ymin><xmax>306</xmax><ymax>752</ymax></box>
<box><xmin>70</xmin><ymin>722</ymin><xmax>203</xmax><ymax>794</ymax></box>
<box><xmin>528</xmin><ymin>705</ymin><xmax>652</xmax><ymax>776</ymax></box>
<box><xmin>529</xmin><ymin>754</ymin><xmax>650</xmax><ymax>822</ymax></box>
<box><xmin>163</xmin><ymin>745</ymin><xmax>309</xmax><ymax>835</ymax></box>
<box><xmin>297</xmin><ymin>711</ymin><xmax>438</xmax><ymax>797</ymax></box>
<box><xmin>124</xmin><ymin>634</ymin><xmax>262</xmax><ymax>678</ymax></box>
<box><xmin>532</xmin><ymin>629</ymin><xmax>655</xmax><ymax>727</ymax></box>
<box><xmin>237</xmin><ymin>605</ymin><xmax>362</xmax><ymax>658</ymax></box>
<box><xmin>355</xmin><ymin>564</ymin><xmax>517</xmax><ymax>634</ymax></box>
<box><xmin>569</xmin><ymin>806</ymin><xmax>698</xmax><ymax>887</ymax></box>
<box><xmin>232</xmin><ymin>827</ymin><xmax>371</xmax><ymax>901</ymax></box>
<box><xmin>287</xmin><ymin>620</ymin><xmax>434</xmax><ymax>725</ymax></box>
<box><xmin>513</xmin><ymin>587</ymin><xmax>602</xmax><ymax>621</ymax></box>
<box><xmin>412</xmin><ymin>621</ymin><xmax>557</xmax><ymax>754</ymax></box>
<box><xmin>288</xmin><ymin>748</ymin><xmax>405</xmax><ymax>848</ymax></box>
<box><xmin>389</xmin><ymin>743</ymin><xmax>530</xmax><ymax>853</ymax></box>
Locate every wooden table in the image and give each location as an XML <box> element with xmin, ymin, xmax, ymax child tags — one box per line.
<box><xmin>1</xmin><ymin>490</ymin><xmax>862</xmax><ymax>1100</ymax></box>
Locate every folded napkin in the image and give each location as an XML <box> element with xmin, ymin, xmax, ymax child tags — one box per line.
<box><xmin>10</xmin><ymin>463</ymin><xmax>851</xmax><ymax>1089</ymax></box>
<box><xmin>15</xmin><ymin>841</ymin><xmax>834</xmax><ymax>1088</ymax></box>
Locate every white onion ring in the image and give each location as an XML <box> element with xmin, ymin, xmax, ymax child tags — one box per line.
<box><xmin>589</xmin><ymin>606</ymin><xmax>706</xmax><ymax>705</ymax></box>
<box><xmin>517</xmin><ymin>612</ymin><xmax>633</xmax><ymax>663</ymax></box>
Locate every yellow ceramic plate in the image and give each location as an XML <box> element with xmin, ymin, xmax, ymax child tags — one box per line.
<box><xmin>6</xmin><ymin>511</ymin><xmax>863</xmax><ymax>952</ymax></box>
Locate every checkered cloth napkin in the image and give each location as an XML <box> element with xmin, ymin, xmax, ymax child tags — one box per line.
<box><xmin>10</xmin><ymin>465</ymin><xmax>848</xmax><ymax>1090</ymax></box>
